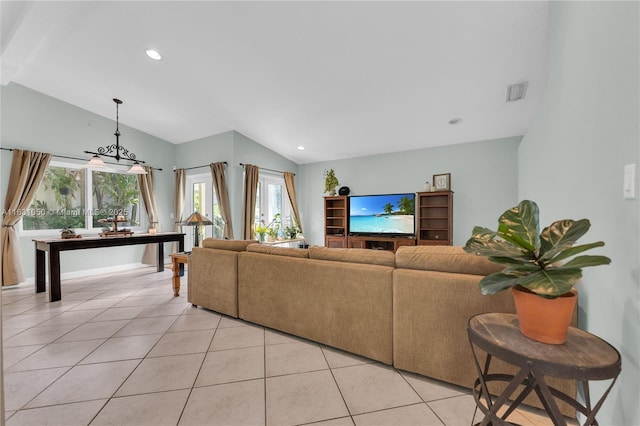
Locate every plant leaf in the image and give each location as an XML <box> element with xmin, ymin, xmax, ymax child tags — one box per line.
<box><xmin>464</xmin><ymin>226</ymin><xmax>529</xmax><ymax>260</ymax></box>
<box><xmin>544</xmin><ymin>242</ymin><xmax>606</xmax><ymax>265</ymax></box>
<box><xmin>562</xmin><ymin>255</ymin><xmax>611</xmax><ymax>269</ymax></box>
<box><xmin>501</xmin><ymin>263</ymin><xmax>543</xmax><ymax>274</ymax></box>
<box><xmin>539</xmin><ymin>219</ymin><xmax>592</xmax><ymax>262</ymax></box>
<box><xmin>478</xmin><ymin>272</ymin><xmax>523</xmax><ymax>295</ymax></box>
<box><xmin>517</xmin><ymin>268</ymin><xmax>583</xmax><ymax>296</ymax></box>
<box><xmin>486</xmin><ymin>256</ymin><xmax>535</xmax><ymax>267</ymax></box>
<box><xmin>496</xmin><ymin>200</ymin><xmax>540</xmax><ymax>253</ymax></box>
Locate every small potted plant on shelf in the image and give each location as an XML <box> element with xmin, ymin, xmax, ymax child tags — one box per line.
<box><xmin>266</xmin><ymin>226</ymin><xmax>279</xmax><ymax>242</ymax></box>
<box><xmin>463</xmin><ymin>199</ymin><xmax>611</xmax><ymax>344</ymax></box>
<box><xmin>324</xmin><ymin>169</ymin><xmax>339</xmax><ymax>196</ymax></box>
<box><xmin>285</xmin><ymin>223</ymin><xmax>300</xmax><ymax>239</ymax></box>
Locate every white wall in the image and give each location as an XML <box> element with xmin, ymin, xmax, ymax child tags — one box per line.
<box><xmin>518</xmin><ymin>2</ymin><xmax>639</xmax><ymax>423</ymax></box>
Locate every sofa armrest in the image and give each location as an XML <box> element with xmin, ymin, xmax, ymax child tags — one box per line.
<box><xmin>188</xmin><ymin>247</ymin><xmax>240</xmax><ymax>317</ymax></box>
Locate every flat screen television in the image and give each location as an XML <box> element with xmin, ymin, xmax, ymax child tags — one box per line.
<box><xmin>349</xmin><ymin>193</ymin><xmax>416</xmax><ymax>237</ymax></box>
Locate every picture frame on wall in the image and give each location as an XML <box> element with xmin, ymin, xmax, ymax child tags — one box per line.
<box><xmin>433</xmin><ymin>173</ymin><xmax>451</xmax><ymax>191</ymax></box>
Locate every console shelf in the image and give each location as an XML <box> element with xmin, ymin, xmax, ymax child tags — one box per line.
<box><xmin>417</xmin><ymin>191</ymin><xmax>453</xmax><ymax>245</ymax></box>
<box><xmin>347</xmin><ymin>235</ymin><xmax>416</xmax><ymax>252</ymax></box>
<box><xmin>324</xmin><ymin>196</ymin><xmax>348</xmax><ymax>248</ymax></box>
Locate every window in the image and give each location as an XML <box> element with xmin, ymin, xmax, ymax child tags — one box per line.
<box><xmin>184</xmin><ymin>173</ymin><xmax>222</xmax><ymax>250</ymax></box>
<box><xmin>20</xmin><ymin>161</ymin><xmax>144</xmax><ymax>235</ymax></box>
<box><xmin>90</xmin><ymin>170</ymin><xmax>141</xmax><ymax>228</ymax></box>
<box><xmin>254</xmin><ymin>173</ymin><xmax>292</xmax><ymax>232</ymax></box>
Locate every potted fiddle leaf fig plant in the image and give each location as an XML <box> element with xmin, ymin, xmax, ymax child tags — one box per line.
<box><xmin>463</xmin><ymin>199</ymin><xmax>611</xmax><ymax>344</ymax></box>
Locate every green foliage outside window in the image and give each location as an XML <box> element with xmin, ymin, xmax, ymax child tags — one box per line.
<box><xmin>22</xmin><ymin>164</ymin><xmax>141</xmax><ymax>231</ymax></box>
<box><xmin>91</xmin><ymin>171</ymin><xmax>140</xmax><ymax>227</ymax></box>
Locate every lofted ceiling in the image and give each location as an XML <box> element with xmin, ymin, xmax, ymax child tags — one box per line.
<box><xmin>1</xmin><ymin>1</ymin><xmax>549</xmax><ymax>164</ymax></box>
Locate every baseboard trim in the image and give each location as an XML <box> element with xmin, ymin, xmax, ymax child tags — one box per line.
<box><xmin>16</xmin><ymin>261</ymin><xmax>171</xmax><ymax>288</ymax></box>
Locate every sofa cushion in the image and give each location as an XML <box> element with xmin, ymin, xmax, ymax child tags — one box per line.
<box><xmin>309</xmin><ymin>246</ymin><xmax>395</xmax><ymax>267</ymax></box>
<box><xmin>247</xmin><ymin>243</ymin><xmax>309</xmax><ymax>258</ymax></box>
<box><xmin>201</xmin><ymin>238</ymin><xmax>255</xmax><ymax>252</ymax></box>
<box><xmin>395</xmin><ymin>245</ymin><xmax>503</xmax><ymax>276</ymax></box>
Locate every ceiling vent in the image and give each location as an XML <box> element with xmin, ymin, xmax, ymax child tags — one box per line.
<box><xmin>506</xmin><ymin>81</ymin><xmax>528</xmax><ymax>102</ymax></box>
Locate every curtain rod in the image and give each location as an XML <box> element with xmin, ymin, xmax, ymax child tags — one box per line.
<box><xmin>0</xmin><ymin>147</ymin><xmax>163</xmax><ymax>171</ymax></box>
<box><xmin>239</xmin><ymin>163</ymin><xmax>295</xmax><ymax>176</ymax></box>
<box><xmin>174</xmin><ymin>161</ymin><xmax>228</xmax><ymax>172</ymax></box>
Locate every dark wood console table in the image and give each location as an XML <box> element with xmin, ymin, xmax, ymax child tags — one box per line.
<box><xmin>34</xmin><ymin>232</ymin><xmax>185</xmax><ymax>302</ymax></box>
<box><xmin>467</xmin><ymin>313</ymin><xmax>620</xmax><ymax>426</ymax></box>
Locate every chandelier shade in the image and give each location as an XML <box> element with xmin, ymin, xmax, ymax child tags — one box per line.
<box><xmin>87</xmin><ymin>154</ymin><xmax>106</xmax><ymax>168</ymax></box>
<box><xmin>127</xmin><ymin>162</ymin><xmax>147</xmax><ymax>174</ymax></box>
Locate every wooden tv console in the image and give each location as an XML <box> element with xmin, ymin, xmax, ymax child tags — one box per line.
<box><xmin>347</xmin><ymin>235</ymin><xmax>416</xmax><ymax>252</ymax></box>
<box><xmin>324</xmin><ymin>193</ymin><xmax>452</xmax><ymax>251</ymax></box>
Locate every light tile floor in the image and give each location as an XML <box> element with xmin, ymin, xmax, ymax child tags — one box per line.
<box><xmin>2</xmin><ymin>267</ymin><xmax>572</xmax><ymax>425</ymax></box>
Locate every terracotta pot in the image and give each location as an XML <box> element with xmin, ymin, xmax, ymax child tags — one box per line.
<box><xmin>511</xmin><ymin>285</ymin><xmax>577</xmax><ymax>344</ymax></box>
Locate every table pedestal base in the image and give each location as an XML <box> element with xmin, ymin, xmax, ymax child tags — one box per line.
<box><xmin>468</xmin><ymin>313</ymin><xmax>621</xmax><ymax>426</ymax></box>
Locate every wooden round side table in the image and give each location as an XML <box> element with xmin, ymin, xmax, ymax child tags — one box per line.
<box><xmin>467</xmin><ymin>313</ymin><xmax>621</xmax><ymax>426</ymax></box>
<box><xmin>169</xmin><ymin>252</ymin><xmax>189</xmax><ymax>296</ymax></box>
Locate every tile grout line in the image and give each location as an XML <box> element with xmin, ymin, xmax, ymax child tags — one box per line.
<box><xmin>174</xmin><ymin>305</ymin><xmax>222</xmax><ymax>426</ymax></box>
<box><xmin>398</xmin><ymin>370</ymin><xmax>451</xmax><ymax>425</ymax></box>
<box><xmin>319</xmin><ymin>345</ymin><xmax>356</xmax><ymax>425</ymax></box>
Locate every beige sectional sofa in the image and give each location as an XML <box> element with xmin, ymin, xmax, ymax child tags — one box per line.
<box><xmin>188</xmin><ymin>239</ymin><xmax>517</xmax><ymax>386</ymax></box>
<box><xmin>188</xmin><ymin>239</ymin><xmax>577</xmax><ymax>416</ymax></box>
<box><xmin>238</xmin><ymin>244</ymin><xmax>396</xmax><ymax>364</ymax></box>
<box><xmin>393</xmin><ymin>246</ymin><xmax>514</xmax><ymax>387</ymax></box>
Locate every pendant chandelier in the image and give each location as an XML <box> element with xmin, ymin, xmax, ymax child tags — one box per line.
<box><xmin>84</xmin><ymin>98</ymin><xmax>148</xmax><ymax>174</ymax></box>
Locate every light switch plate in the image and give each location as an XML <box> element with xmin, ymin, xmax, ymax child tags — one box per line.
<box><xmin>623</xmin><ymin>163</ymin><xmax>636</xmax><ymax>199</ymax></box>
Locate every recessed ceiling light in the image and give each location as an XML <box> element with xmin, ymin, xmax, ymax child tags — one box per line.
<box><xmin>449</xmin><ymin>118</ymin><xmax>463</xmax><ymax>125</ymax></box>
<box><xmin>297</xmin><ymin>146</ymin><xmax>305</xmax><ymax>150</ymax></box>
<box><xmin>145</xmin><ymin>49</ymin><xmax>162</xmax><ymax>61</ymax></box>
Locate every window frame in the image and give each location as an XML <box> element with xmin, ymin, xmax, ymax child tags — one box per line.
<box><xmin>255</xmin><ymin>171</ymin><xmax>292</xmax><ymax>230</ymax></box>
<box><xmin>18</xmin><ymin>160</ymin><xmax>147</xmax><ymax>237</ymax></box>
<box><xmin>183</xmin><ymin>172</ymin><xmax>222</xmax><ymax>250</ymax></box>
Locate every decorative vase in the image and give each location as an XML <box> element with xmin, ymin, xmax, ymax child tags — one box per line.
<box><xmin>329</xmin><ymin>188</ymin><xmax>336</xmax><ymax>196</ymax></box>
<box><xmin>424</xmin><ymin>182</ymin><xmax>431</xmax><ymax>192</ymax></box>
<box><xmin>60</xmin><ymin>228</ymin><xmax>76</xmax><ymax>239</ymax></box>
<box><xmin>511</xmin><ymin>285</ymin><xmax>577</xmax><ymax>344</ymax></box>
<box><xmin>258</xmin><ymin>233</ymin><xmax>265</xmax><ymax>242</ymax></box>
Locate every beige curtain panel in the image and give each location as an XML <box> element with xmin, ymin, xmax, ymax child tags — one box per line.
<box><xmin>242</xmin><ymin>164</ymin><xmax>260</xmax><ymax>240</ymax></box>
<box><xmin>1</xmin><ymin>149</ymin><xmax>52</xmax><ymax>286</ymax></box>
<box><xmin>173</xmin><ymin>168</ymin><xmax>186</xmax><ymax>252</ymax></box>
<box><xmin>210</xmin><ymin>162</ymin><xmax>234</xmax><ymax>239</ymax></box>
<box><xmin>284</xmin><ymin>172</ymin><xmax>303</xmax><ymax>235</ymax></box>
<box><xmin>138</xmin><ymin>167</ymin><xmax>160</xmax><ymax>264</ymax></box>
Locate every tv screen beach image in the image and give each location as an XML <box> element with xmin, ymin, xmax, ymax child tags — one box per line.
<box><xmin>349</xmin><ymin>194</ymin><xmax>415</xmax><ymax>234</ymax></box>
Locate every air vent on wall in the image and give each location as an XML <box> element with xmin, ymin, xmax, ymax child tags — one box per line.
<box><xmin>506</xmin><ymin>81</ymin><xmax>528</xmax><ymax>102</ymax></box>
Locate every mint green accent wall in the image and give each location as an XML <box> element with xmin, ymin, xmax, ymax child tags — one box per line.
<box><xmin>1</xmin><ymin>83</ymin><xmax>176</xmax><ymax>278</ymax></box>
<box><xmin>231</xmin><ymin>131</ymin><xmax>299</xmax><ymax>238</ymax></box>
<box><xmin>518</xmin><ymin>2</ymin><xmax>639</xmax><ymax>423</ymax></box>
<box><xmin>174</xmin><ymin>130</ymin><xmax>298</xmax><ymax>239</ymax></box>
<box><xmin>174</xmin><ymin>130</ymin><xmax>236</xmax><ymax>234</ymax></box>
<box><xmin>297</xmin><ymin>136</ymin><xmax>521</xmax><ymax>246</ymax></box>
